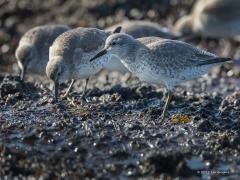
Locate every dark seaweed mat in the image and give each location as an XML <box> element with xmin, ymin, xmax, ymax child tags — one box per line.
<box><xmin>0</xmin><ymin>72</ymin><xmax>240</xmax><ymax>179</ymax></box>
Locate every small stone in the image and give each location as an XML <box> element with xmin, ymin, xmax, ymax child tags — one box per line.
<box><xmin>233</xmin><ymin>99</ymin><xmax>240</xmax><ymax>107</ymax></box>
<box><xmin>197</xmin><ymin>120</ymin><xmax>213</xmax><ymax>132</ymax></box>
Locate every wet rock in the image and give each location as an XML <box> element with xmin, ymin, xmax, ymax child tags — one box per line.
<box><xmin>229</xmin><ymin>135</ymin><xmax>240</xmax><ymax>149</ymax></box>
<box><xmin>197</xmin><ymin>120</ymin><xmax>213</xmax><ymax>132</ymax></box>
<box><xmin>217</xmin><ymin>135</ymin><xmax>230</xmax><ymax>148</ymax></box>
<box><xmin>109</xmin><ymin>149</ymin><xmax>130</xmax><ymax>159</ymax></box>
<box><xmin>0</xmin><ymin>75</ymin><xmax>23</xmax><ymax>97</ymax></box>
<box><xmin>139</xmin><ymin>151</ymin><xmax>196</xmax><ymax>177</ymax></box>
<box><xmin>0</xmin><ymin>75</ymin><xmax>38</xmax><ymax>100</ymax></box>
<box><xmin>234</xmin><ymin>99</ymin><xmax>240</xmax><ymax>107</ymax></box>
<box><xmin>21</xmin><ymin>134</ymin><xmax>38</xmax><ymax>146</ymax></box>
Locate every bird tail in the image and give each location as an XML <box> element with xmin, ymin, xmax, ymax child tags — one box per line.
<box><xmin>198</xmin><ymin>57</ymin><xmax>232</xmax><ymax>66</ymax></box>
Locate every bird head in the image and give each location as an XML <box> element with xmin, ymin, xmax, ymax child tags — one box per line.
<box><xmin>46</xmin><ymin>56</ymin><xmax>70</xmax><ymax>102</ymax></box>
<box><xmin>15</xmin><ymin>44</ymin><xmax>37</xmax><ymax>80</ymax></box>
<box><xmin>90</xmin><ymin>33</ymin><xmax>136</xmax><ymax>62</ymax></box>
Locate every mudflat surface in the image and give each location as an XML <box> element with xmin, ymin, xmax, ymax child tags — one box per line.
<box><xmin>1</xmin><ymin>0</ymin><xmax>240</xmax><ymax>179</ymax></box>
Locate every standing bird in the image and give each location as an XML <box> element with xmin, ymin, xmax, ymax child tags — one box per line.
<box><xmin>104</xmin><ymin>20</ymin><xmax>183</xmax><ymax>73</ymax></box>
<box><xmin>46</xmin><ymin>27</ymin><xmax>121</xmax><ymax>102</ymax></box>
<box><xmin>175</xmin><ymin>0</ymin><xmax>240</xmax><ymax>38</ymax></box>
<box><xmin>174</xmin><ymin>0</ymin><xmax>240</xmax><ymax>46</ymax></box>
<box><xmin>90</xmin><ymin>33</ymin><xmax>231</xmax><ymax>120</ymax></box>
<box><xmin>15</xmin><ymin>25</ymin><xmax>71</xmax><ymax>80</ymax></box>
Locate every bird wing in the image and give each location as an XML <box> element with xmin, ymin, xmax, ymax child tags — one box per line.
<box><xmin>74</xmin><ymin>28</ymin><xmax>107</xmax><ymax>52</ymax></box>
<box><xmin>73</xmin><ymin>48</ymin><xmax>84</xmax><ymax>64</ymax></box>
<box><xmin>50</xmin><ymin>28</ymin><xmax>107</xmax><ymax>59</ymax></box>
<box><xmin>146</xmin><ymin>39</ymin><xmax>223</xmax><ymax>69</ymax></box>
<box><xmin>106</xmin><ymin>21</ymin><xmax>180</xmax><ymax>39</ymax></box>
<box><xmin>138</xmin><ymin>36</ymin><xmax>164</xmax><ymax>45</ymax></box>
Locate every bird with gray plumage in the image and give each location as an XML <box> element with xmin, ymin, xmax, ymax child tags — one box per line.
<box><xmin>46</xmin><ymin>26</ymin><xmax>121</xmax><ymax>102</ymax></box>
<box><xmin>104</xmin><ymin>20</ymin><xmax>183</xmax><ymax>73</ymax></box>
<box><xmin>15</xmin><ymin>25</ymin><xmax>71</xmax><ymax>80</ymax></box>
<box><xmin>174</xmin><ymin>0</ymin><xmax>240</xmax><ymax>38</ymax></box>
<box><xmin>90</xmin><ymin>33</ymin><xmax>231</xmax><ymax>120</ymax></box>
<box><xmin>106</xmin><ymin>20</ymin><xmax>182</xmax><ymax>39</ymax></box>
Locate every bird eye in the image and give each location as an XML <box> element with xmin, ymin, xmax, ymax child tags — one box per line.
<box><xmin>57</xmin><ymin>70</ymin><xmax>61</xmax><ymax>77</ymax></box>
<box><xmin>112</xmin><ymin>41</ymin><xmax>116</xmax><ymax>45</ymax></box>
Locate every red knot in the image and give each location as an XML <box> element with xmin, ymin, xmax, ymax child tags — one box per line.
<box><xmin>90</xmin><ymin>33</ymin><xmax>231</xmax><ymax>120</ymax></box>
<box><xmin>15</xmin><ymin>24</ymin><xmax>70</xmax><ymax>80</ymax></box>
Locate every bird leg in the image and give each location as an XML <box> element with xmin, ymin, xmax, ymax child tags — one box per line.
<box><xmin>123</xmin><ymin>72</ymin><xmax>132</xmax><ymax>82</ymax></box>
<box><xmin>54</xmin><ymin>80</ymin><xmax>59</xmax><ymax>103</ymax></box>
<box><xmin>162</xmin><ymin>89</ymin><xmax>167</xmax><ymax>101</ymax></box>
<box><xmin>160</xmin><ymin>90</ymin><xmax>173</xmax><ymax>121</ymax></box>
<box><xmin>81</xmin><ymin>77</ymin><xmax>89</xmax><ymax>99</ymax></box>
<box><xmin>63</xmin><ymin>79</ymin><xmax>75</xmax><ymax>98</ymax></box>
<box><xmin>105</xmin><ymin>74</ymin><xmax>111</xmax><ymax>85</ymax></box>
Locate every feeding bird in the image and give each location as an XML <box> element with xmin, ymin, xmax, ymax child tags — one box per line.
<box><xmin>46</xmin><ymin>26</ymin><xmax>121</xmax><ymax>102</ymax></box>
<box><xmin>15</xmin><ymin>24</ymin><xmax>71</xmax><ymax>80</ymax></box>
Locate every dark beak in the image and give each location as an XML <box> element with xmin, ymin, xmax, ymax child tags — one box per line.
<box><xmin>90</xmin><ymin>48</ymin><xmax>108</xmax><ymax>62</ymax></box>
<box><xmin>54</xmin><ymin>80</ymin><xmax>59</xmax><ymax>103</ymax></box>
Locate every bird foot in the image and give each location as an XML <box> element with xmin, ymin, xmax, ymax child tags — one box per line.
<box><xmin>67</xmin><ymin>92</ymin><xmax>87</xmax><ymax>101</ymax></box>
<box><xmin>62</xmin><ymin>92</ymin><xmax>86</xmax><ymax>103</ymax></box>
<box><xmin>62</xmin><ymin>92</ymin><xmax>69</xmax><ymax>99</ymax></box>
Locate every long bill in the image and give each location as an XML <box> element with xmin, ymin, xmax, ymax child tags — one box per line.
<box><xmin>54</xmin><ymin>80</ymin><xmax>59</xmax><ymax>102</ymax></box>
<box><xmin>90</xmin><ymin>48</ymin><xmax>108</xmax><ymax>62</ymax></box>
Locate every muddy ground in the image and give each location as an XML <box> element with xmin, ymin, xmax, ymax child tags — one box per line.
<box><xmin>1</xmin><ymin>0</ymin><xmax>240</xmax><ymax>179</ymax></box>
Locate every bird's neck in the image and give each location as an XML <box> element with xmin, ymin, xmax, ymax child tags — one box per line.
<box><xmin>119</xmin><ymin>40</ymin><xmax>148</xmax><ymax>62</ymax></box>
<box><xmin>118</xmin><ymin>41</ymin><xmax>150</xmax><ymax>72</ymax></box>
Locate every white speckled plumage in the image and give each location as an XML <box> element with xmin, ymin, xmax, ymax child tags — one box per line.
<box><xmin>15</xmin><ymin>24</ymin><xmax>70</xmax><ymax>79</ymax></box>
<box><xmin>104</xmin><ymin>20</ymin><xmax>182</xmax><ymax>73</ymax></box>
<box><xmin>90</xmin><ymin>33</ymin><xmax>231</xmax><ymax>120</ymax></box>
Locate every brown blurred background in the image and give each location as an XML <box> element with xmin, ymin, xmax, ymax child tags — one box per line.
<box><xmin>0</xmin><ymin>0</ymin><xmax>196</xmax><ymax>72</ymax></box>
